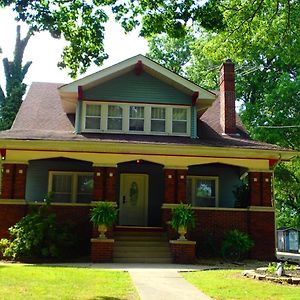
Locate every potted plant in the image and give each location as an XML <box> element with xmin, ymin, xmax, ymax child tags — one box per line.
<box><xmin>170</xmin><ymin>203</ymin><xmax>195</xmax><ymax>240</ymax></box>
<box><xmin>90</xmin><ymin>202</ymin><xmax>118</xmax><ymax>239</ymax></box>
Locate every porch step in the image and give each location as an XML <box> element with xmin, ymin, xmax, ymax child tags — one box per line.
<box><xmin>113</xmin><ymin>230</ymin><xmax>172</xmax><ymax>263</ymax></box>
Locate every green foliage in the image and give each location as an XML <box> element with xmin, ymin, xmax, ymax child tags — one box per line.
<box><xmin>267</xmin><ymin>261</ymin><xmax>296</xmax><ymax>274</ymax></box>
<box><xmin>170</xmin><ymin>203</ymin><xmax>195</xmax><ymax>230</ymax></box>
<box><xmin>147</xmin><ymin>32</ymin><xmax>195</xmax><ymax>75</ymax></box>
<box><xmin>0</xmin><ymin>207</ymin><xmax>76</xmax><ymax>260</ymax></box>
<box><xmin>221</xmin><ymin>229</ymin><xmax>254</xmax><ymax>261</ymax></box>
<box><xmin>0</xmin><ymin>25</ymin><xmax>32</xmax><ymax>130</ymax></box>
<box><xmin>90</xmin><ymin>202</ymin><xmax>118</xmax><ymax>226</ymax></box>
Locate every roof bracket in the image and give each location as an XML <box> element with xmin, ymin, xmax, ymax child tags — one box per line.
<box><xmin>135</xmin><ymin>60</ymin><xmax>143</xmax><ymax>76</ymax></box>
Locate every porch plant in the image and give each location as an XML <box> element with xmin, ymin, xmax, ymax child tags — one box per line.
<box><xmin>170</xmin><ymin>203</ymin><xmax>195</xmax><ymax>240</ymax></box>
<box><xmin>90</xmin><ymin>202</ymin><xmax>118</xmax><ymax>239</ymax></box>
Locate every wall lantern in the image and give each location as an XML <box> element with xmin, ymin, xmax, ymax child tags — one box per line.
<box><xmin>0</xmin><ymin>148</ymin><xmax>6</xmax><ymax>160</ymax></box>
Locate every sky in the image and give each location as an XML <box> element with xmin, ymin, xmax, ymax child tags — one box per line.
<box><xmin>0</xmin><ymin>7</ymin><xmax>149</xmax><ymax>90</ymax></box>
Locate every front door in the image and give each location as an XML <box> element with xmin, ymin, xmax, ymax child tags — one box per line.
<box><xmin>119</xmin><ymin>173</ymin><xmax>148</xmax><ymax>226</ymax></box>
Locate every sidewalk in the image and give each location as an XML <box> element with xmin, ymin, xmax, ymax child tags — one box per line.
<box><xmin>129</xmin><ymin>268</ymin><xmax>212</xmax><ymax>300</ymax></box>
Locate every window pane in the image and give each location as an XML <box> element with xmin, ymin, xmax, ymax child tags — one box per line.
<box><xmin>151</xmin><ymin>120</ymin><xmax>165</xmax><ymax>132</ymax></box>
<box><xmin>173</xmin><ymin>108</ymin><xmax>187</xmax><ymax>120</ymax></box>
<box><xmin>129</xmin><ymin>119</ymin><xmax>144</xmax><ymax>131</ymax></box>
<box><xmin>77</xmin><ymin>175</ymin><xmax>93</xmax><ymax>203</ymax></box>
<box><xmin>108</xmin><ymin>118</ymin><xmax>122</xmax><ymax>130</ymax></box>
<box><xmin>52</xmin><ymin>175</ymin><xmax>72</xmax><ymax>202</ymax></box>
<box><xmin>86</xmin><ymin>117</ymin><xmax>101</xmax><ymax>129</ymax></box>
<box><xmin>151</xmin><ymin>107</ymin><xmax>165</xmax><ymax>119</ymax></box>
<box><xmin>86</xmin><ymin>105</ymin><xmax>101</xmax><ymax>116</ymax></box>
<box><xmin>130</xmin><ymin>106</ymin><xmax>144</xmax><ymax>118</ymax></box>
<box><xmin>194</xmin><ymin>179</ymin><xmax>216</xmax><ymax>207</ymax></box>
<box><xmin>172</xmin><ymin>121</ymin><xmax>187</xmax><ymax>133</ymax></box>
<box><xmin>108</xmin><ymin>105</ymin><xmax>122</xmax><ymax>117</ymax></box>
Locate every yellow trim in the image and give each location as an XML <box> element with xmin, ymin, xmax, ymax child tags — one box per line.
<box><xmin>0</xmin><ymin>199</ymin><xmax>26</xmax><ymax>205</ymax></box>
<box><xmin>90</xmin><ymin>238</ymin><xmax>115</xmax><ymax>243</ymax></box>
<box><xmin>161</xmin><ymin>203</ymin><xmax>274</xmax><ymax>212</ymax></box>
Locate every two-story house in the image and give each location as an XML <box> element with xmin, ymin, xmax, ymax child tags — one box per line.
<box><xmin>0</xmin><ymin>55</ymin><xmax>297</xmax><ymax>262</ymax></box>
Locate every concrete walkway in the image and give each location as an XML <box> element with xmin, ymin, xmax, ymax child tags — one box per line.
<box><xmin>129</xmin><ymin>268</ymin><xmax>212</xmax><ymax>300</ymax></box>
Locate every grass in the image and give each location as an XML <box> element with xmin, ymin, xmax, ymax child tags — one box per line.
<box><xmin>0</xmin><ymin>264</ymin><xmax>138</xmax><ymax>300</ymax></box>
<box><xmin>183</xmin><ymin>269</ymin><xmax>300</xmax><ymax>300</ymax></box>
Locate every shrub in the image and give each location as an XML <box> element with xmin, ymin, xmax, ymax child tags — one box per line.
<box><xmin>0</xmin><ymin>206</ymin><xmax>76</xmax><ymax>260</ymax></box>
<box><xmin>221</xmin><ymin>229</ymin><xmax>254</xmax><ymax>261</ymax></box>
<box><xmin>90</xmin><ymin>202</ymin><xmax>118</xmax><ymax>226</ymax></box>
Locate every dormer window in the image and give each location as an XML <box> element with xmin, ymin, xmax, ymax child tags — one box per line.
<box><xmin>81</xmin><ymin>101</ymin><xmax>190</xmax><ymax>136</ymax></box>
<box><xmin>129</xmin><ymin>106</ymin><xmax>144</xmax><ymax>131</ymax></box>
<box><xmin>108</xmin><ymin>105</ymin><xmax>123</xmax><ymax>130</ymax></box>
<box><xmin>151</xmin><ymin>107</ymin><xmax>166</xmax><ymax>132</ymax></box>
<box><xmin>85</xmin><ymin>104</ymin><xmax>101</xmax><ymax>129</ymax></box>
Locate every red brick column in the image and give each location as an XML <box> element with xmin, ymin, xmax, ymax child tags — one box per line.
<box><xmin>164</xmin><ymin>169</ymin><xmax>176</xmax><ymax>203</ymax></box>
<box><xmin>93</xmin><ymin>167</ymin><xmax>105</xmax><ymax>201</ymax></box>
<box><xmin>13</xmin><ymin>164</ymin><xmax>27</xmax><ymax>199</ymax></box>
<box><xmin>1</xmin><ymin>164</ymin><xmax>15</xmax><ymax>199</ymax></box>
<box><xmin>170</xmin><ymin>240</ymin><xmax>196</xmax><ymax>264</ymax></box>
<box><xmin>176</xmin><ymin>169</ymin><xmax>187</xmax><ymax>204</ymax></box>
<box><xmin>249</xmin><ymin>172</ymin><xmax>262</xmax><ymax>206</ymax></box>
<box><xmin>90</xmin><ymin>238</ymin><xmax>114</xmax><ymax>263</ymax></box>
<box><xmin>262</xmin><ymin>172</ymin><xmax>272</xmax><ymax>206</ymax></box>
<box><xmin>105</xmin><ymin>167</ymin><xmax>117</xmax><ymax>201</ymax></box>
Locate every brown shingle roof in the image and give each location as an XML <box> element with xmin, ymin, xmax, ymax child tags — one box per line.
<box><xmin>0</xmin><ymin>82</ymin><xmax>291</xmax><ymax>151</ymax></box>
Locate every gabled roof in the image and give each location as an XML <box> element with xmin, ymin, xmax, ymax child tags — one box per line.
<box><xmin>59</xmin><ymin>54</ymin><xmax>216</xmax><ymax>113</ymax></box>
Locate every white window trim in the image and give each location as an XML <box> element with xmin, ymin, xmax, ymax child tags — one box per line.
<box><xmin>81</xmin><ymin>101</ymin><xmax>191</xmax><ymax>136</ymax></box>
<box><xmin>187</xmin><ymin>176</ymin><xmax>219</xmax><ymax>207</ymax></box>
<box><xmin>48</xmin><ymin>171</ymin><xmax>93</xmax><ymax>203</ymax></box>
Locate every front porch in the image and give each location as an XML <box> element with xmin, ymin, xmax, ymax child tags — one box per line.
<box><xmin>0</xmin><ymin>153</ymin><xmax>276</xmax><ymax>261</ymax></box>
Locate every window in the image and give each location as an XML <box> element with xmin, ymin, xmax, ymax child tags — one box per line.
<box><xmin>82</xmin><ymin>102</ymin><xmax>190</xmax><ymax>136</ymax></box>
<box><xmin>151</xmin><ymin>107</ymin><xmax>166</xmax><ymax>132</ymax></box>
<box><xmin>85</xmin><ymin>104</ymin><xmax>101</xmax><ymax>129</ymax></box>
<box><xmin>187</xmin><ymin>176</ymin><xmax>218</xmax><ymax>207</ymax></box>
<box><xmin>108</xmin><ymin>105</ymin><xmax>123</xmax><ymax>130</ymax></box>
<box><xmin>49</xmin><ymin>172</ymin><xmax>94</xmax><ymax>203</ymax></box>
<box><xmin>172</xmin><ymin>108</ymin><xmax>187</xmax><ymax>133</ymax></box>
<box><xmin>129</xmin><ymin>106</ymin><xmax>144</xmax><ymax>131</ymax></box>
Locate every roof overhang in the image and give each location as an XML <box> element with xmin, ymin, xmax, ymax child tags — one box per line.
<box><xmin>59</xmin><ymin>54</ymin><xmax>216</xmax><ymax>113</ymax></box>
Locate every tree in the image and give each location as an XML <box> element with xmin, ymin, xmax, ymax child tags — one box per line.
<box><xmin>146</xmin><ymin>33</ymin><xmax>194</xmax><ymax>75</ymax></box>
<box><xmin>147</xmin><ymin>1</ymin><xmax>300</xmax><ymax>229</ymax></box>
<box><xmin>1</xmin><ymin>0</ymin><xmax>294</xmax><ymax>77</ymax></box>
<box><xmin>0</xmin><ymin>25</ymin><xmax>32</xmax><ymax>130</ymax></box>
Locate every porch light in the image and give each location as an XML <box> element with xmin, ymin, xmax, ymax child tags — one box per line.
<box><xmin>109</xmin><ymin>172</ymin><xmax>114</xmax><ymax>177</ymax></box>
<box><xmin>265</xmin><ymin>178</ymin><xmax>269</xmax><ymax>182</ymax></box>
<box><xmin>180</xmin><ymin>175</ymin><xmax>185</xmax><ymax>179</ymax></box>
<box><xmin>136</xmin><ymin>160</ymin><xmax>140</xmax><ymax>164</ymax></box>
<box><xmin>168</xmin><ymin>175</ymin><xmax>173</xmax><ymax>179</ymax></box>
<box><xmin>96</xmin><ymin>172</ymin><xmax>101</xmax><ymax>176</ymax></box>
<box><xmin>18</xmin><ymin>169</ymin><xmax>23</xmax><ymax>174</ymax></box>
<box><xmin>253</xmin><ymin>178</ymin><xmax>257</xmax><ymax>182</ymax></box>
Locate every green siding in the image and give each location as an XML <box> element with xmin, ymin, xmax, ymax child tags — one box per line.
<box><xmin>191</xmin><ymin>106</ymin><xmax>197</xmax><ymax>138</ymax></box>
<box><xmin>84</xmin><ymin>70</ymin><xmax>191</xmax><ymax>105</ymax></box>
<box><xmin>26</xmin><ymin>159</ymin><xmax>93</xmax><ymax>202</ymax></box>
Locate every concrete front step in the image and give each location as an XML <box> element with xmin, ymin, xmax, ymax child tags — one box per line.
<box><xmin>113</xmin><ymin>257</ymin><xmax>173</xmax><ymax>263</ymax></box>
<box><xmin>113</xmin><ymin>229</ymin><xmax>172</xmax><ymax>263</ymax></box>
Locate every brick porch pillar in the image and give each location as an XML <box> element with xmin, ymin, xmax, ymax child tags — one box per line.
<box><xmin>105</xmin><ymin>167</ymin><xmax>117</xmax><ymax>202</ymax></box>
<box><xmin>249</xmin><ymin>172</ymin><xmax>262</xmax><ymax>206</ymax></box>
<box><xmin>1</xmin><ymin>164</ymin><xmax>15</xmax><ymax>199</ymax></box>
<box><xmin>262</xmin><ymin>172</ymin><xmax>272</xmax><ymax>207</ymax></box>
<box><xmin>13</xmin><ymin>164</ymin><xmax>27</xmax><ymax>199</ymax></box>
<box><xmin>164</xmin><ymin>169</ymin><xmax>176</xmax><ymax>203</ymax></box>
<box><xmin>93</xmin><ymin>167</ymin><xmax>105</xmax><ymax>201</ymax></box>
<box><xmin>176</xmin><ymin>169</ymin><xmax>187</xmax><ymax>204</ymax></box>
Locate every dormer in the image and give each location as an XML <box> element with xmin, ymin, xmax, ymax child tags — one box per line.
<box><xmin>59</xmin><ymin>55</ymin><xmax>216</xmax><ymax>138</ymax></box>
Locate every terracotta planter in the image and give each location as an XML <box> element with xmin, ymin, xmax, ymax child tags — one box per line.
<box><xmin>178</xmin><ymin>225</ymin><xmax>187</xmax><ymax>241</ymax></box>
<box><xmin>98</xmin><ymin>224</ymin><xmax>108</xmax><ymax>239</ymax></box>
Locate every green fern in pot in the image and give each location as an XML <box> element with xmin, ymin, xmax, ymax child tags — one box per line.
<box><xmin>90</xmin><ymin>202</ymin><xmax>118</xmax><ymax>239</ymax></box>
<box><xmin>170</xmin><ymin>203</ymin><xmax>195</xmax><ymax>240</ymax></box>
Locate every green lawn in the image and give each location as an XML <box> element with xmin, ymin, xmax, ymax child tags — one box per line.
<box><xmin>183</xmin><ymin>269</ymin><xmax>300</xmax><ymax>300</ymax></box>
<box><xmin>0</xmin><ymin>265</ymin><xmax>138</xmax><ymax>300</ymax></box>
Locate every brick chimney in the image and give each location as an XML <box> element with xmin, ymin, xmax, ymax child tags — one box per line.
<box><xmin>220</xmin><ymin>59</ymin><xmax>236</xmax><ymax>134</ymax></box>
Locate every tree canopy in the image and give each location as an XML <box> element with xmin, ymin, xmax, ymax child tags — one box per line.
<box><xmin>0</xmin><ymin>0</ymin><xmax>296</xmax><ymax>77</ymax></box>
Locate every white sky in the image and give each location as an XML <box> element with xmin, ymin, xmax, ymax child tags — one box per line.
<box><xmin>0</xmin><ymin>7</ymin><xmax>148</xmax><ymax>90</ymax></box>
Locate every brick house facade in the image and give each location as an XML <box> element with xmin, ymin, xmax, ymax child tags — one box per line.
<box><xmin>0</xmin><ymin>55</ymin><xmax>297</xmax><ymax>262</ymax></box>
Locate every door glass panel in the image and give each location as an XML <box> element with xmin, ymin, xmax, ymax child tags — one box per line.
<box><xmin>129</xmin><ymin>181</ymin><xmax>138</xmax><ymax>206</ymax></box>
